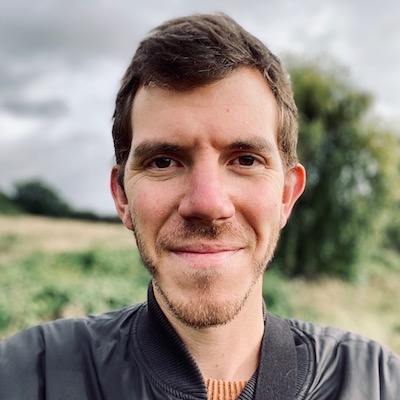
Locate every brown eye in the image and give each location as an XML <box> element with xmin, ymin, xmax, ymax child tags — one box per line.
<box><xmin>152</xmin><ymin>157</ymin><xmax>173</xmax><ymax>168</ymax></box>
<box><xmin>238</xmin><ymin>155</ymin><xmax>256</xmax><ymax>166</ymax></box>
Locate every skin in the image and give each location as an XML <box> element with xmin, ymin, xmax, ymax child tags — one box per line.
<box><xmin>111</xmin><ymin>67</ymin><xmax>306</xmax><ymax>380</ymax></box>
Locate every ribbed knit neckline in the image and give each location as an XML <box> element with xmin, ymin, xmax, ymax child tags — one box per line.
<box><xmin>206</xmin><ymin>379</ymin><xmax>247</xmax><ymax>400</ymax></box>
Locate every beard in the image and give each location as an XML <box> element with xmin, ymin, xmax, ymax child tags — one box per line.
<box><xmin>131</xmin><ymin>216</ymin><xmax>280</xmax><ymax>329</ymax></box>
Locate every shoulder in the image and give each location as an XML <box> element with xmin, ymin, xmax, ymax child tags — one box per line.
<box><xmin>0</xmin><ymin>303</ymin><xmax>145</xmax><ymax>398</ymax></box>
<box><xmin>286</xmin><ymin>318</ymin><xmax>400</xmax><ymax>399</ymax></box>
<box><xmin>1</xmin><ymin>302</ymin><xmax>143</xmax><ymax>351</ymax></box>
<box><xmin>287</xmin><ymin>317</ymin><xmax>400</xmax><ymax>362</ymax></box>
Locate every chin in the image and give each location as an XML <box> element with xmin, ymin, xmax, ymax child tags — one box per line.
<box><xmin>154</xmin><ymin>278</ymin><xmax>255</xmax><ymax>329</ymax></box>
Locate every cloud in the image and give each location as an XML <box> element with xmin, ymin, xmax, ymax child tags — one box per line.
<box><xmin>2</xmin><ymin>98</ymin><xmax>68</xmax><ymax>118</ymax></box>
<box><xmin>0</xmin><ymin>0</ymin><xmax>156</xmax><ymax>63</ymax></box>
<box><xmin>0</xmin><ymin>129</ymin><xmax>115</xmax><ymax>214</ymax></box>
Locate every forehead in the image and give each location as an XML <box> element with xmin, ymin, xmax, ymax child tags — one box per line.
<box><xmin>130</xmin><ymin>67</ymin><xmax>279</xmax><ymax>148</ymax></box>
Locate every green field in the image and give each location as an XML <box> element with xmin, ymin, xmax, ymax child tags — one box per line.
<box><xmin>1</xmin><ymin>215</ymin><xmax>399</xmax><ymax>354</ymax></box>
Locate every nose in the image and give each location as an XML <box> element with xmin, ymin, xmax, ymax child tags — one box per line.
<box><xmin>178</xmin><ymin>163</ymin><xmax>235</xmax><ymax>223</ymax></box>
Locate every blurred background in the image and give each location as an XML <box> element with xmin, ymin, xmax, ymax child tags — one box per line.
<box><xmin>1</xmin><ymin>0</ymin><xmax>399</xmax><ymax>353</ymax></box>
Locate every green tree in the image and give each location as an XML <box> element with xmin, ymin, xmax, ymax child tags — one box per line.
<box><xmin>273</xmin><ymin>62</ymin><xmax>399</xmax><ymax>279</ymax></box>
<box><xmin>383</xmin><ymin>176</ymin><xmax>400</xmax><ymax>252</ymax></box>
<box><xmin>0</xmin><ymin>190</ymin><xmax>23</xmax><ymax>215</ymax></box>
<box><xmin>12</xmin><ymin>179</ymin><xmax>71</xmax><ymax>217</ymax></box>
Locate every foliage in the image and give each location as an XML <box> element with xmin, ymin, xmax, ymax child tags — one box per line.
<box><xmin>69</xmin><ymin>209</ymin><xmax>121</xmax><ymax>223</ymax></box>
<box><xmin>5</xmin><ymin>179</ymin><xmax>121</xmax><ymax>222</ymax></box>
<box><xmin>0</xmin><ymin>247</ymin><xmax>150</xmax><ymax>338</ymax></box>
<box><xmin>12</xmin><ymin>179</ymin><xmax>71</xmax><ymax>217</ymax></box>
<box><xmin>380</xmin><ymin>138</ymin><xmax>400</xmax><ymax>251</ymax></box>
<box><xmin>384</xmin><ymin>205</ymin><xmax>400</xmax><ymax>250</ymax></box>
<box><xmin>273</xmin><ymin>62</ymin><xmax>399</xmax><ymax>279</ymax></box>
<box><xmin>0</xmin><ymin>191</ymin><xmax>23</xmax><ymax>215</ymax></box>
<box><xmin>262</xmin><ymin>269</ymin><xmax>293</xmax><ymax>317</ymax></box>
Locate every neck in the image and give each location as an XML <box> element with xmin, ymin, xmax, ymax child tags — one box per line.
<box><xmin>154</xmin><ymin>281</ymin><xmax>265</xmax><ymax>381</ymax></box>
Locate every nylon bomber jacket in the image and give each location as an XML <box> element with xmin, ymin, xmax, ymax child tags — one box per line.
<box><xmin>1</xmin><ymin>286</ymin><xmax>399</xmax><ymax>399</ymax></box>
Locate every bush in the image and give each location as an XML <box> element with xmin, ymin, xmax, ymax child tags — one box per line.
<box><xmin>384</xmin><ymin>208</ymin><xmax>400</xmax><ymax>252</ymax></box>
<box><xmin>0</xmin><ymin>247</ymin><xmax>150</xmax><ymax>338</ymax></box>
<box><xmin>0</xmin><ymin>191</ymin><xmax>23</xmax><ymax>215</ymax></box>
<box><xmin>12</xmin><ymin>179</ymin><xmax>71</xmax><ymax>217</ymax></box>
<box><xmin>262</xmin><ymin>270</ymin><xmax>293</xmax><ymax>317</ymax></box>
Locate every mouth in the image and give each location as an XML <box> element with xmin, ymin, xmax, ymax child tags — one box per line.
<box><xmin>169</xmin><ymin>243</ymin><xmax>243</xmax><ymax>267</ymax></box>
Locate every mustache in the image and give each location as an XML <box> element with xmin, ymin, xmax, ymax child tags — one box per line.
<box><xmin>172</xmin><ymin>220</ymin><xmax>222</xmax><ymax>239</ymax></box>
<box><xmin>155</xmin><ymin>220</ymin><xmax>254</xmax><ymax>250</ymax></box>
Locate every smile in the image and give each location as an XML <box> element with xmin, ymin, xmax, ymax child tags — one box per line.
<box><xmin>169</xmin><ymin>244</ymin><xmax>243</xmax><ymax>267</ymax></box>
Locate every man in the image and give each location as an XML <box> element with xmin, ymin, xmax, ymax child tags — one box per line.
<box><xmin>0</xmin><ymin>13</ymin><xmax>399</xmax><ymax>400</ymax></box>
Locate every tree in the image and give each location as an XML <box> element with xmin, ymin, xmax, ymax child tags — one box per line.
<box><xmin>0</xmin><ymin>190</ymin><xmax>23</xmax><ymax>215</ymax></box>
<box><xmin>272</xmin><ymin>62</ymin><xmax>399</xmax><ymax>279</ymax></box>
<box><xmin>12</xmin><ymin>179</ymin><xmax>71</xmax><ymax>217</ymax></box>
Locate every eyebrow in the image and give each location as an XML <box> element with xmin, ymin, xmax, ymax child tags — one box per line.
<box><xmin>226</xmin><ymin>138</ymin><xmax>276</xmax><ymax>155</ymax></box>
<box><xmin>132</xmin><ymin>141</ymin><xmax>184</xmax><ymax>160</ymax></box>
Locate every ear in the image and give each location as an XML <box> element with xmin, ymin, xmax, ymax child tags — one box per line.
<box><xmin>110</xmin><ymin>166</ymin><xmax>133</xmax><ymax>231</ymax></box>
<box><xmin>280</xmin><ymin>164</ymin><xmax>306</xmax><ymax>229</ymax></box>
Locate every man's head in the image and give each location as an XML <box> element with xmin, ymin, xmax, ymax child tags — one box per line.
<box><xmin>112</xmin><ymin>13</ymin><xmax>298</xmax><ymax>187</ymax></box>
<box><xmin>111</xmin><ymin>14</ymin><xmax>305</xmax><ymax>329</ymax></box>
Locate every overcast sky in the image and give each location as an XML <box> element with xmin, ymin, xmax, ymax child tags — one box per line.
<box><xmin>1</xmin><ymin>0</ymin><xmax>399</xmax><ymax>215</ymax></box>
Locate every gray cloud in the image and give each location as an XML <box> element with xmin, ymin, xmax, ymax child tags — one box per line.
<box><xmin>0</xmin><ymin>0</ymin><xmax>154</xmax><ymax>62</ymax></box>
<box><xmin>2</xmin><ymin>98</ymin><xmax>68</xmax><ymax>118</ymax></box>
<box><xmin>0</xmin><ymin>129</ymin><xmax>115</xmax><ymax>214</ymax></box>
<box><xmin>0</xmin><ymin>65</ymin><xmax>39</xmax><ymax>93</ymax></box>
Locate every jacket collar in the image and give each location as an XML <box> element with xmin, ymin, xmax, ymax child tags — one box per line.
<box><xmin>130</xmin><ymin>283</ymin><xmax>308</xmax><ymax>399</ymax></box>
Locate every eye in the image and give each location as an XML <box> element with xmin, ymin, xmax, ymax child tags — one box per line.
<box><xmin>237</xmin><ymin>155</ymin><xmax>257</xmax><ymax>166</ymax></box>
<box><xmin>148</xmin><ymin>157</ymin><xmax>178</xmax><ymax>169</ymax></box>
<box><xmin>150</xmin><ymin>157</ymin><xmax>174</xmax><ymax>168</ymax></box>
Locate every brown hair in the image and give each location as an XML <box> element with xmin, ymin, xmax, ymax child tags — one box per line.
<box><xmin>112</xmin><ymin>13</ymin><xmax>298</xmax><ymax>186</ymax></box>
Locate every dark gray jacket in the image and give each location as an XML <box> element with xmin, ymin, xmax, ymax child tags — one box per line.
<box><xmin>1</xmin><ymin>287</ymin><xmax>399</xmax><ymax>399</ymax></box>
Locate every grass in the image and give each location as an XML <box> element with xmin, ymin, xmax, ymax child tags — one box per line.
<box><xmin>263</xmin><ymin>247</ymin><xmax>400</xmax><ymax>353</ymax></box>
<box><xmin>0</xmin><ymin>215</ymin><xmax>399</xmax><ymax>354</ymax></box>
<box><xmin>0</xmin><ymin>246</ymin><xmax>150</xmax><ymax>336</ymax></box>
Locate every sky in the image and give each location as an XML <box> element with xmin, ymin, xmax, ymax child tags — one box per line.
<box><xmin>1</xmin><ymin>0</ymin><xmax>399</xmax><ymax>215</ymax></box>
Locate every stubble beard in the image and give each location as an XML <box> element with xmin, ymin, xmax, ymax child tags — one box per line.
<box><xmin>131</xmin><ymin>216</ymin><xmax>280</xmax><ymax>329</ymax></box>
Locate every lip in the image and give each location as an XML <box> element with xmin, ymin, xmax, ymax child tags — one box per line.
<box><xmin>171</xmin><ymin>243</ymin><xmax>241</xmax><ymax>253</ymax></box>
<box><xmin>169</xmin><ymin>243</ymin><xmax>243</xmax><ymax>267</ymax></box>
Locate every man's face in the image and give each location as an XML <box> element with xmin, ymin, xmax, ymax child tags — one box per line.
<box><xmin>112</xmin><ymin>67</ymin><xmax>305</xmax><ymax>329</ymax></box>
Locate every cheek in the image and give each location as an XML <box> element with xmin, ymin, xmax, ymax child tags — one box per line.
<box><xmin>238</xmin><ymin>186</ymin><xmax>283</xmax><ymax>233</ymax></box>
<box><xmin>130</xmin><ymin>184</ymin><xmax>178</xmax><ymax>230</ymax></box>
